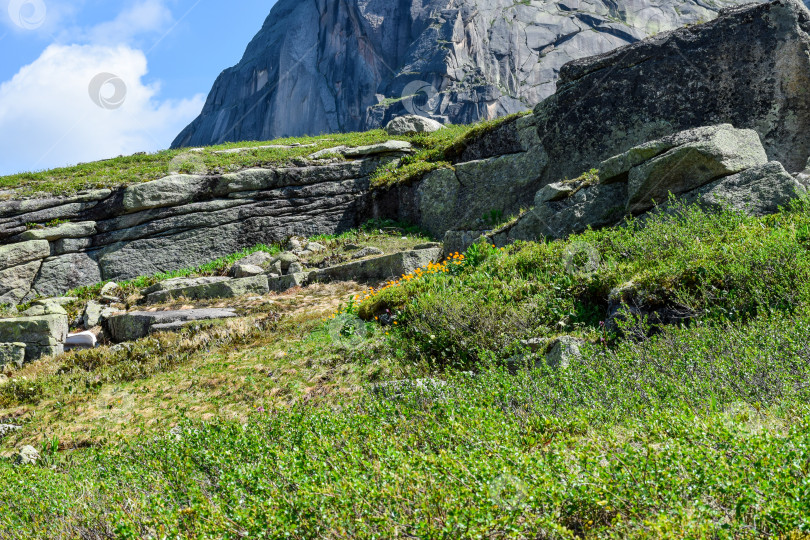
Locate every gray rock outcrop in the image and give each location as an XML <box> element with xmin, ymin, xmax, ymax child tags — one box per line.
<box><xmin>172</xmin><ymin>0</ymin><xmax>746</xmax><ymax>148</ymax></box>
<box><xmin>0</xmin><ymin>308</ymin><xmax>68</xmax><ymax>362</ymax></box>
<box><xmin>315</xmin><ymin>246</ymin><xmax>442</xmax><ymax>283</ymax></box>
<box><xmin>144</xmin><ymin>275</ymin><xmax>270</xmax><ymax>304</ymax></box>
<box><xmin>105</xmin><ymin>309</ymin><xmax>239</xmax><ymax>342</ymax></box>
<box><xmin>500</xmin><ymin>124</ymin><xmax>806</xmax><ymax>242</ymax></box>
<box><xmin>0</xmin><ymin>155</ymin><xmax>401</xmax><ymax>301</ymax></box>
<box><xmin>405</xmin><ymin>0</ymin><xmax>810</xmax><ymax>245</ymax></box>
<box><xmin>531</xmin><ymin>0</ymin><xmax>810</xmax><ymax>180</ymax></box>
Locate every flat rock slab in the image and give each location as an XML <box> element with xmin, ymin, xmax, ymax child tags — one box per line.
<box><xmin>106</xmin><ymin>308</ymin><xmax>239</xmax><ymax>342</ymax></box>
<box><xmin>121</xmin><ymin>174</ymin><xmax>204</xmax><ymax>213</ymax></box>
<box><xmin>308</xmin><ymin>140</ymin><xmax>412</xmax><ymax>160</ymax></box>
<box><xmin>145</xmin><ymin>275</ymin><xmax>269</xmax><ymax>304</ymax></box>
<box><xmin>142</xmin><ymin>276</ymin><xmax>230</xmax><ymax>295</ymax></box>
<box><xmin>20</xmin><ymin>221</ymin><xmax>97</xmax><ymax>241</ymax></box>
<box><xmin>316</xmin><ymin>247</ymin><xmax>442</xmax><ymax>283</ymax></box>
<box><xmin>0</xmin><ymin>240</ymin><xmax>49</xmax><ymax>271</ymax></box>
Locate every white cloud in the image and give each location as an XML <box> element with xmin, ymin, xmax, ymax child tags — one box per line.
<box><xmin>79</xmin><ymin>0</ymin><xmax>174</xmax><ymax>46</ymax></box>
<box><xmin>0</xmin><ymin>43</ymin><xmax>204</xmax><ymax>175</ymax></box>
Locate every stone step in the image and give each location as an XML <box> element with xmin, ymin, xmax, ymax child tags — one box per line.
<box><xmin>314</xmin><ymin>247</ymin><xmax>442</xmax><ymax>283</ymax></box>
<box><xmin>144</xmin><ymin>275</ymin><xmax>269</xmax><ymax>304</ymax></box>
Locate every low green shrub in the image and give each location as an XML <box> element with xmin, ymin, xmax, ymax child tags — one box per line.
<box><xmin>3</xmin><ymin>309</ymin><xmax>810</xmax><ymax>537</ymax></box>
<box><xmin>360</xmin><ymin>200</ymin><xmax>810</xmax><ymax>365</ymax></box>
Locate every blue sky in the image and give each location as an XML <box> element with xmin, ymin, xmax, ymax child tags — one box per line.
<box><xmin>0</xmin><ymin>0</ymin><xmax>278</xmax><ymax>175</ymax></box>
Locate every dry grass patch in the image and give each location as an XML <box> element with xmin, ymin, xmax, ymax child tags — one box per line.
<box><xmin>0</xmin><ymin>281</ymin><xmax>405</xmax><ymax>451</ymax></box>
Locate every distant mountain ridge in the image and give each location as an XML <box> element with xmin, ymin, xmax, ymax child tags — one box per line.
<box><xmin>172</xmin><ymin>0</ymin><xmax>758</xmax><ymax>148</ymax></box>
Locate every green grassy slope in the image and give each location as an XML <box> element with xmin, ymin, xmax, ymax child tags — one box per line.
<box><xmin>0</xmin><ymin>113</ymin><xmax>527</xmax><ymax>199</ymax></box>
<box><xmin>2</xmin><ymin>198</ymin><xmax>810</xmax><ymax>537</ymax></box>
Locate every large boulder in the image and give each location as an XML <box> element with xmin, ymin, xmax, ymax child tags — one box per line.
<box><xmin>621</xmin><ymin>125</ymin><xmax>768</xmax><ymax>212</ymax></box>
<box><xmin>532</xmin><ymin>0</ymin><xmax>810</xmax><ymax>187</ymax></box>
<box><xmin>416</xmin><ymin>145</ymin><xmax>548</xmax><ymax>236</ymax></box>
<box><xmin>0</xmin><ymin>313</ymin><xmax>68</xmax><ymax>362</ymax></box>
<box><xmin>685</xmin><ymin>161</ymin><xmax>807</xmax><ymax>215</ymax></box>
<box><xmin>385</xmin><ymin>116</ymin><xmax>445</xmax><ymax>136</ymax></box>
<box><xmin>507</xmin><ymin>182</ymin><xmax>628</xmax><ymax>241</ymax></box>
<box><xmin>20</xmin><ymin>221</ymin><xmax>96</xmax><ymax>241</ymax></box>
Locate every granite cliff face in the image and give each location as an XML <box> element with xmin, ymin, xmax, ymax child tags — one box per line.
<box><xmin>172</xmin><ymin>0</ymin><xmax>750</xmax><ymax>148</ymax></box>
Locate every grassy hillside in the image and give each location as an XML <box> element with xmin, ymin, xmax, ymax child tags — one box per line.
<box><xmin>0</xmin><ymin>113</ymin><xmax>526</xmax><ymax>199</ymax></box>
<box><xmin>2</xmin><ymin>196</ymin><xmax>810</xmax><ymax>537</ymax></box>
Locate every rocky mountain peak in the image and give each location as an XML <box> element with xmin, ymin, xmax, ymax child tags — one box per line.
<box><xmin>172</xmin><ymin>0</ymin><xmax>754</xmax><ymax>148</ymax></box>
